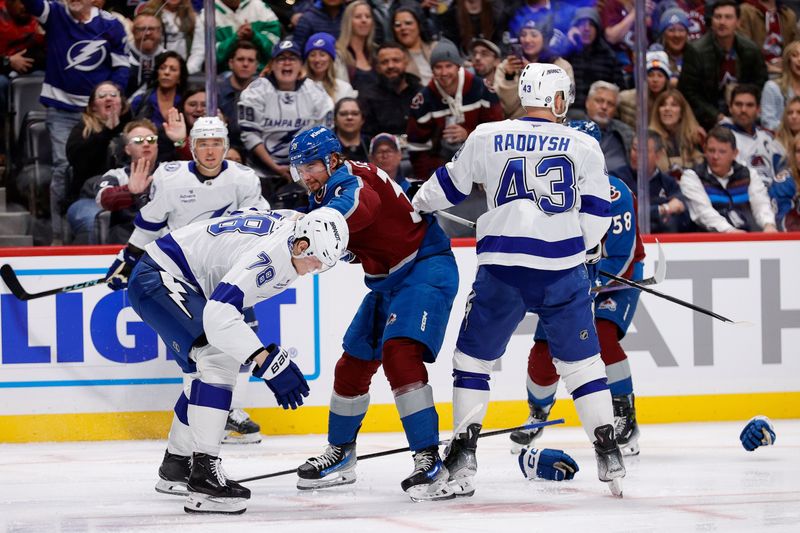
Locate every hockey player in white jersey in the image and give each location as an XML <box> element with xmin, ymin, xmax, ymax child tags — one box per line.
<box><xmin>412</xmin><ymin>63</ymin><xmax>626</xmax><ymax>497</ymax></box>
<box><xmin>126</xmin><ymin>207</ymin><xmax>349</xmax><ymax>514</ymax></box>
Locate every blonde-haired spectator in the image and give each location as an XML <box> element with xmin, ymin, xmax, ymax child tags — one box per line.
<box><xmin>774</xmin><ymin>95</ymin><xmax>800</xmax><ymax>153</ymax></box>
<box><xmin>761</xmin><ymin>40</ymin><xmax>800</xmax><ymax>131</ymax></box>
<box><xmin>649</xmin><ymin>88</ymin><xmax>704</xmax><ymax>173</ymax></box>
<box><xmin>305</xmin><ymin>32</ymin><xmax>357</xmax><ymax>103</ymax></box>
<box><xmin>335</xmin><ymin>0</ymin><xmax>377</xmax><ymax>89</ymax></box>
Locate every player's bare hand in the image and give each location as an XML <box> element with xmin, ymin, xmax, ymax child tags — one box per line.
<box><xmin>164</xmin><ymin>107</ymin><xmax>187</xmax><ymax>142</ymax></box>
<box><xmin>9</xmin><ymin>49</ymin><xmax>34</xmax><ymax>73</ymax></box>
<box><xmin>128</xmin><ymin>157</ymin><xmax>154</xmax><ymax>195</ymax></box>
<box><xmin>443</xmin><ymin>123</ymin><xmax>468</xmax><ymax>144</ymax></box>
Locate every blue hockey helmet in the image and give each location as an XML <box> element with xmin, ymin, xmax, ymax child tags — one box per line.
<box><xmin>566</xmin><ymin>119</ymin><xmax>601</xmax><ymax>143</ymax></box>
<box><xmin>289</xmin><ymin>126</ymin><xmax>342</xmax><ymax>182</ymax></box>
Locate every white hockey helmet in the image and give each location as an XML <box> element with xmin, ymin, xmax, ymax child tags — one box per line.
<box><xmin>293</xmin><ymin>207</ymin><xmax>349</xmax><ymax>269</ymax></box>
<box><xmin>518</xmin><ymin>63</ymin><xmax>574</xmax><ymax>119</ymax></box>
<box><xmin>190</xmin><ymin>116</ymin><xmax>229</xmax><ymax>160</ymax></box>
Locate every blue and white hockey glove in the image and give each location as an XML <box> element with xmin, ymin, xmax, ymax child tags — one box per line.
<box><xmin>585</xmin><ymin>244</ymin><xmax>602</xmax><ymax>287</ymax></box>
<box><xmin>252</xmin><ymin>344</ymin><xmax>310</xmax><ymax>410</ymax></box>
<box><xmin>518</xmin><ymin>447</ymin><xmax>579</xmax><ymax>481</ymax></box>
<box><xmin>105</xmin><ymin>246</ymin><xmax>141</xmax><ymax>291</ymax></box>
<box><xmin>740</xmin><ymin>416</ymin><xmax>776</xmax><ymax>451</ymax></box>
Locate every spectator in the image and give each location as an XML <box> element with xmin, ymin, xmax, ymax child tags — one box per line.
<box><xmin>772</xmin><ymin>131</ymin><xmax>799</xmax><ymax>229</ymax></box>
<box><xmin>392</xmin><ymin>3</ymin><xmax>435</xmax><ymax>86</ymax></box>
<box><xmin>333</xmin><ymin>97</ymin><xmax>368</xmax><ymax>162</ymax></box>
<box><xmin>564</xmin><ymin>7</ymin><xmax>625</xmax><ymax>113</ymax></box>
<box><xmin>131</xmin><ymin>51</ymin><xmax>188</xmax><ymax>130</ymax></box>
<box><xmin>738</xmin><ymin>0</ymin><xmax>796</xmax><ymax>78</ymax></box>
<box><xmin>468</xmin><ymin>37</ymin><xmax>500</xmax><ymax>88</ymax></box>
<box><xmin>305</xmin><ymin>32</ymin><xmax>357</xmax><ymax>103</ymax></box>
<box><xmin>653</xmin><ymin>0</ymin><xmax>706</xmax><ymax>41</ymax></box>
<box><xmin>601</xmin><ymin>0</ymin><xmax>657</xmax><ymax>88</ymax></box>
<box><xmin>238</xmin><ymin>39</ymin><xmax>333</xmax><ymax>198</ymax></box>
<box><xmin>218</xmin><ymin>40</ymin><xmax>258</xmax><ymax>149</ymax></box>
<box><xmin>655</xmin><ymin>7</ymin><xmax>690</xmax><ymax>85</ymax></box>
<box><xmin>407</xmin><ymin>38</ymin><xmax>503</xmax><ymax>180</ymax></box>
<box><xmin>93</xmin><ymin>0</ymin><xmax>133</xmax><ymax>40</ymax></box>
<box><xmin>720</xmin><ymin>84</ymin><xmax>785</xmax><ymax>188</ymax></box>
<box><xmin>680</xmin><ymin>126</ymin><xmax>777</xmax><ymax>233</ymax></box>
<box><xmin>127</xmin><ymin>12</ymin><xmax>166</xmax><ymax>96</ymax></box>
<box><xmin>368</xmin><ymin>0</ymin><xmax>409</xmax><ymax>45</ymax></box>
<box><xmin>336</xmin><ymin>0</ymin><xmax>377</xmax><ymax>91</ymax></box>
<box><xmin>649</xmin><ymin>88</ymin><xmax>705</xmax><ymax>174</ymax></box>
<box><xmin>678</xmin><ymin>0</ymin><xmax>767</xmax><ymax>131</ymax></box>
<box><xmin>358</xmin><ymin>41</ymin><xmax>422</xmax><ymax>138</ymax></box>
<box><xmin>369</xmin><ymin>132</ymin><xmax>411</xmax><ymax>189</ymax></box>
<box><xmin>188</xmin><ymin>0</ymin><xmax>281</xmax><ymax>74</ymax></box>
<box><xmin>160</xmin><ymin>86</ymin><xmax>205</xmax><ymax>162</ymax></box>
<box><xmin>584</xmin><ymin>80</ymin><xmax>633</xmax><ymax>178</ymax></box>
<box><xmin>774</xmin><ymin>95</ymin><xmax>800</xmax><ymax>152</ymax></box>
<box><xmin>293</xmin><ymin>0</ymin><xmax>345</xmax><ymax>51</ymax></box>
<box><xmin>760</xmin><ymin>40</ymin><xmax>800</xmax><ymax>131</ymax></box>
<box><xmin>140</xmin><ymin>0</ymin><xmax>196</xmax><ymax>60</ymax></box>
<box><xmin>631</xmin><ymin>129</ymin><xmax>689</xmax><ymax>233</ymax></box>
<box><xmin>65</xmin><ymin>81</ymin><xmax>132</xmax><ymax>243</ymax></box>
<box><xmin>90</xmin><ymin>119</ymin><xmax>160</xmax><ymax>243</ymax></box>
<box><xmin>494</xmin><ymin>18</ymin><xmax>574</xmax><ymax>119</ymax></box>
<box><xmin>439</xmin><ymin>0</ymin><xmax>500</xmax><ymax>55</ymax></box>
<box><xmin>0</xmin><ymin>0</ymin><xmax>46</xmax><ymax>113</ymax></box>
<box><xmin>227</xmin><ymin>145</ymin><xmax>243</xmax><ymax>164</ymax></box>
<box><xmin>22</xmin><ymin>0</ymin><xmax>130</xmax><ymax>245</ymax></box>
<box><xmin>617</xmin><ymin>50</ymin><xmax>670</xmax><ymax>129</ymax></box>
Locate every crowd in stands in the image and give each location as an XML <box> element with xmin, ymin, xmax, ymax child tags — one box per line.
<box><xmin>2</xmin><ymin>0</ymin><xmax>800</xmax><ymax>245</ymax></box>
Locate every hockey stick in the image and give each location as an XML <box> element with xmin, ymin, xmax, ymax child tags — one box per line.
<box><xmin>0</xmin><ymin>264</ymin><xmax>107</xmax><ymax>301</ymax></box>
<box><xmin>236</xmin><ymin>418</ymin><xmax>566</xmax><ymax>484</ymax></box>
<box><xmin>598</xmin><ymin>270</ymin><xmax>744</xmax><ymax>324</ymax></box>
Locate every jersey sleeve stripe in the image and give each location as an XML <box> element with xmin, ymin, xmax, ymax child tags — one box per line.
<box><xmin>154</xmin><ymin>234</ymin><xmax>202</xmax><ymax>292</ymax></box>
<box><xmin>134</xmin><ymin>212</ymin><xmax>169</xmax><ymax>232</ymax></box>
<box><xmin>476</xmin><ymin>235</ymin><xmax>585</xmax><ymax>259</ymax></box>
<box><xmin>579</xmin><ymin>195</ymin><xmax>611</xmax><ymax>217</ymax></box>
<box><xmin>435</xmin><ymin>166</ymin><xmax>468</xmax><ymax>205</ymax></box>
<box><xmin>209</xmin><ymin>282</ymin><xmax>246</xmax><ymax>313</ymax></box>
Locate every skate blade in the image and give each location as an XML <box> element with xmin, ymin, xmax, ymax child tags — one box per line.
<box><xmin>406</xmin><ymin>481</ymin><xmax>457</xmax><ymax>502</ymax></box>
<box><xmin>296</xmin><ymin>471</ymin><xmax>356</xmax><ymax>491</ymax></box>
<box><xmin>606</xmin><ymin>478</ymin><xmax>623</xmax><ymax>498</ymax></box>
<box><xmin>184</xmin><ymin>493</ymin><xmax>248</xmax><ymax>514</ymax></box>
<box><xmin>155</xmin><ymin>479</ymin><xmax>189</xmax><ymax>496</ymax></box>
<box><xmin>222</xmin><ymin>431</ymin><xmax>263</xmax><ymax>445</ymax></box>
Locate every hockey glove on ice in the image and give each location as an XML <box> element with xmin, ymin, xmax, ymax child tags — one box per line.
<box><xmin>252</xmin><ymin>344</ymin><xmax>310</xmax><ymax>410</ymax></box>
<box><xmin>740</xmin><ymin>416</ymin><xmax>776</xmax><ymax>451</ymax></box>
<box><xmin>518</xmin><ymin>447</ymin><xmax>579</xmax><ymax>481</ymax></box>
<box><xmin>105</xmin><ymin>246</ymin><xmax>143</xmax><ymax>291</ymax></box>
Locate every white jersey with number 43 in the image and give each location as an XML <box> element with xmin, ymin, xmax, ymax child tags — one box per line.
<box><xmin>412</xmin><ymin>117</ymin><xmax>612</xmax><ymax>271</ymax></box>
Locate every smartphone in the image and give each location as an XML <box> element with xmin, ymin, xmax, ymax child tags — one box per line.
<box><xmin>510</xmin><ymin>42</ymin><xmax>524</xmax><ymax>60</ymax></box>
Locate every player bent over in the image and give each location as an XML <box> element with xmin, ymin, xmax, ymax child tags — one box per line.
<box><xmin>126</xmin><ymin>207</ymin><xmax>348</xmax><ymax>514</ymax></box>
<box><xmin>512</xmin><ymin>169</ymin><xmax>645</xmax><ymax>457</ymax></box>
<box><xmin>105</xmin><ymin>116</ymin><xmax>270</xmax><ymax>444</ymax></box>
<box><xmin>412</xmin><ymin>64</ymin><xmax>627</xmax><ymax>497</ymax></box>
<box><xmin>289</xmin><ymin>126</ymin><xmax>459</xmax><ymax>501</ymax></box>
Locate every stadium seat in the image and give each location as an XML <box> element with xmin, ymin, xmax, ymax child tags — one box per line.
<box><xmin>10</xmin><ymin>75</ymin><xmax>45</xmax><ymax>149</ymax></box>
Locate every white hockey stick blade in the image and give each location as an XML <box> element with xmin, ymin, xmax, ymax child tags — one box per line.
<box><xmin>653</xmin><ymin>239</ymin><xmax>667</xmax><ymax>284</ymax></box>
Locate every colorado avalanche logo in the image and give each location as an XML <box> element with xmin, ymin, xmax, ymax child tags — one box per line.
<box><xmin>609</xmin><ymin>185</ymin><xmax>621</xmax><ymax>202</ymax></box>
<box><xmin>66</xmin><ymin>40</ymin><xmax>107</xmax><ymax>71</ymax></box>
<box><xmin>598</xmin><ymin>298</ymin><xmax>617</xmax><ymax>312</ymax></box>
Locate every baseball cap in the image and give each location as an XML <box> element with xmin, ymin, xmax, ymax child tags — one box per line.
<box><xmin>369</xmin><ymin>133</ymin><xmax>400</xmax><ymax>155</ymax></box>
<box><xmin>273</xmin><ymin>39</ymin><xmax>302</xmax><ymax>60</ymax></box>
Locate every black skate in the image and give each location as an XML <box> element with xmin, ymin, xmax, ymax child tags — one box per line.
<box><xmin>443</xmin><ymin>423</ymin><xmax>481</xmax><ymax>497</ymax></box>
<box><xmin>509</xmin><ymin>401</ymin><xmax>554</xmax><ymax>453</ymax></box>
<box><xmin>222</xmin><ymin>408</ymin><xmax>262</xmax><ymax>444</ymax></box>
<box><xmin>593</xmin><ymin>424</ymin><xmax>626</xmax><ymax>498</ymax></box>
<box><xmin>613</xmin><ymin>394</ymin><xmax>640</xmax><ymax>456</ymax></box>
<box><xmin>184</xmin><ymin>453</ymin><xmax>251</xmax><ymax>514</ymax></box>
<box><xmin>155</xmin><ymin>450</ymin><xmax>192</xmax><ymax>496</ymax></box>
<box><xmin>297</xmin><ymin>442</ymin><xmax>357</xmax><ymax>490</ymax></box>
<box><xmin>401</xmin><ymin>446</ymin><xmax>455</xmax><ymax>502</ymax></box>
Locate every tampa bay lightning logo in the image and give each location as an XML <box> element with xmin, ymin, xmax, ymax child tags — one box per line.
<box><xmin>66</xmin><ymin>40</ymin><xmax>107</xmax><ymax>71</ymax></box>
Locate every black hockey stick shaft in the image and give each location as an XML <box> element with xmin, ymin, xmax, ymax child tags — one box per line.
<box><xmin>0</xmin><ymin>264</ymin><xmax>106</xmax><ymax>301</ymax></box>
<box><xmin>237</xmin><ymin>418</ymin><xmax>566</xmax><ymax>484</ymax></box>
<box><xmin>599</xmin><ymin>269</ymin><xmax>737</xmax><ymax>323</ymax></box>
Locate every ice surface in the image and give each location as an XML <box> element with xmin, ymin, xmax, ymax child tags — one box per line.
<box><xmin>1</xmin><ymin>421</ymin><xmax>798</xmax><ymax>532</ymax></box>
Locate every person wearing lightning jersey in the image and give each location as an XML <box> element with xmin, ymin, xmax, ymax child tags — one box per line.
<box><xmin>288</xmin><ymin>125</ymin><xmax>459</xmax><ymax>502</ymax></box>
<box><xmin>412</xmin><ymin>64</ymin><xmax>626</xmax><ymax>498</ymax></box>
<box><xmin>511</xmin><ymin>120</ymin><xmax>646</xmax><ymax>458</ymax></box>
<box><xmin>126</xmin><ymin>207</ymin><xmax>348</xmax><ymax>514</ymax></box>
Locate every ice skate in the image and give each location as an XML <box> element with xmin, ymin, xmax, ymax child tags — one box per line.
<box><xmin>443</xmin><ymin>423</ymin><xmax>481</xmax><ymax>497</ymax></box>
<box><xmin>509</xmin><ymin>401</ymin><xmax>554</xmax><ymax>453</ymax></box>
<box><xmin>296</xmin><ymin>442</ymin><xmax>357</xmax><ymax>490</ymax></box>
<box><xmin>155</xmin><ymin>450</ymin><xmax>192</xmax><ymax>496</ymax></box>
<box><xmin>613</xmin><ymin>394</ymin><xmax>640</xmax><ymax>456</ymax></box>
<box><xmin>401</xmin><ymin>446</ymin><xmax>455</xmax><ymax>502</ymax></box>
<box><xmin>184</xmin><ymin>453</ymin><xmax>250</xmax><ymax>514</ymax></box>
<box><xmin>222</xmin><ymin>408</ymin><xmax>262</xmax><ymax>445</ymax></box>
<box><xmin>593</xmin><ymin>424</ymin><xmax>626</xmax><ymax>498</ymax></box>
